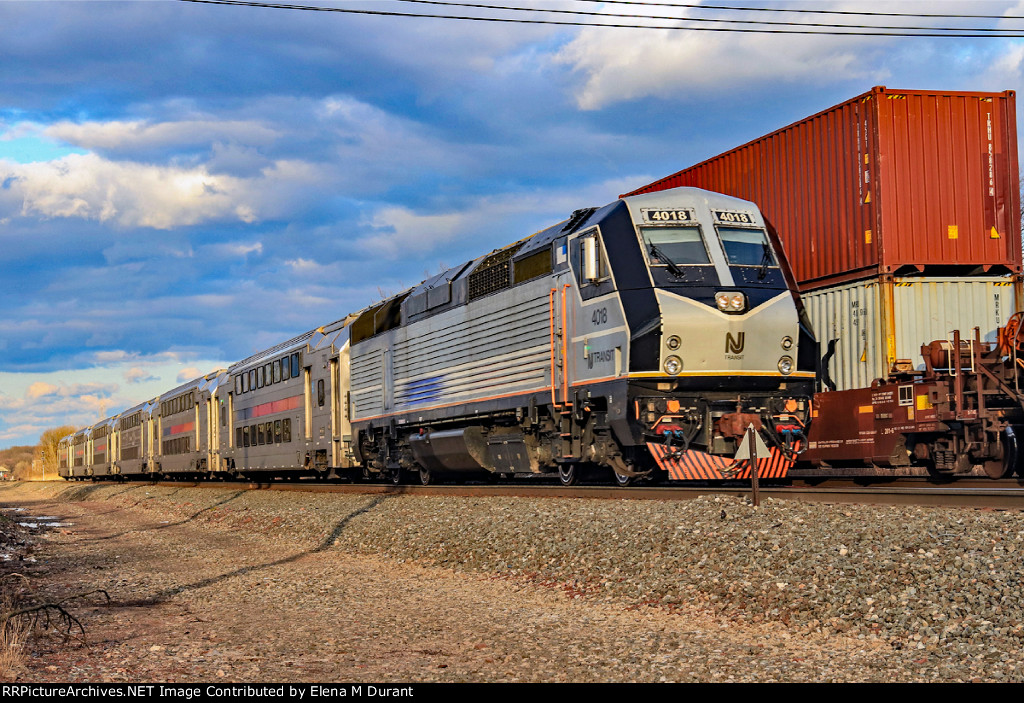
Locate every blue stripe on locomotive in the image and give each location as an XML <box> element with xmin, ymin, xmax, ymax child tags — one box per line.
<box><xmin>402</xmin><ymin>375</ymin><xmax>445</xmax><ymax>406</ymax></box>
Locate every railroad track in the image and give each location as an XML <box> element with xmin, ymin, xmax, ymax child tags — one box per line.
<box><xmin>99</xmin><ymin>477</ymin><xmax>1024</xmax><ymax>510</ymax></box>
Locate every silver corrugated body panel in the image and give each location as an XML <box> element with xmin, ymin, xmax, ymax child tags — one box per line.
<box><xmin>350</xmin><ymin>280</ymin><xmax>556</xmax><ymax>422</ymax></box>
<box><xmin>392</xmin><ymin>295</ymin><xmax>550</xmax><ymax>407</ymax></box>
<box><xmin>351</xmin><ymin>349</ymin><xmax>384</xmax><ymax>418</ymax></box>
<box><xmin>805</xmin><ymin>277</ymin><xmax>1016</xmax><ymax>391</ymax></box>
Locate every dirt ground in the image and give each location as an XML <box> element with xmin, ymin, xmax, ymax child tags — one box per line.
<box><xmin>0</xmin><ymin>483</ymin><xmax>928</xmax><ymax>683</ymax></box>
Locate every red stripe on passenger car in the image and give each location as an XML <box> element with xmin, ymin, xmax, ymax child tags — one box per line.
<box><xmin>165</xmin><ymin>421</ymin><xmax>194</xmax><ymax>437</ymax></box>
<box><xmin>247</xmin><ymin>394</ymin><xmax>303</xmax><ymax>420</ymax></box>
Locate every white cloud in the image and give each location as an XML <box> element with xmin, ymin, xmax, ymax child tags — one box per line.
<box><xmin>556</xmin><ymin>24</ymin><xmax>887</xmax><ymax>110</ymax></box>
<box><xmin>1</xmin><ymin>153</ymin><xmax>251</xmax><ymax>229</ymax></box>
<box><xmin>359</xmin><ymin>175</ymin><xmax>647</xmax><ymax>258</ymax></box>
<box><xmin>26</xmin><ymin>382</ymin><xmax>58</xmax><ymax>400</ymax></box>
<box><xmin>361</xmin><ymin>207</ymin><xmax>470</xmax><ymax>258</ymax></box>
<box><xmin>125</xmin><ymin>367</ymin><xmax>158</xmax><ymax>385</ymax></box>
<box><xmin>0</xmin><ymin>352</ymin><xmax>232</xmax><ymax>445</ymax></box>
<box><xmin>177</xmin><ymin>367</ymin><xmax>202</xmax><ymax>382</ymax></box>
<box><xmin>44</xmin><ymin>119</ymin><xmax>279</xmax><ymax>152</ymax></box>
<box><xmin>205</xmin><ymin>241</ymin><xmax>263</xmax><ymax>258</ymax></box>
<box><xmin>0</xmin><ymin>152</ymin><xmax>331</xmax><ymax>230</ymax></box>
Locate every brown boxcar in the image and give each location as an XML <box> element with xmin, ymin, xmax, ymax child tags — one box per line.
<box><xmin>625</xmin><ymin>86</ymin><xmax>1022</xmax><ymax>291</ymax></box>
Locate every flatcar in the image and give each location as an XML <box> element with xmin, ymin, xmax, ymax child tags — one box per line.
<box><xmin>802</xmin><ymin>317</ymin><xmax>1024</xmax><ymax>479</ymax></box>
<box><xmin>61</xmin><ymin>186</ymin><xmax>817</xmax><ymax>485</ymax></box>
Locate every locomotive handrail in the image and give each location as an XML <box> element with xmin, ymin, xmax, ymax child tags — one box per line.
<box><xmin>548</xmin><ymin>283</ymin><xmax>573</xmax><ymax>410</ymax></box>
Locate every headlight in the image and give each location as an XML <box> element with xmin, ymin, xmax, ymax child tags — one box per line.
<box><xmin>666</xmin><ymin>335</ymin><xmax>682</xmax><ymax>350</ymax></box>
<box><xmin>778</xmin><ymin>356</ymin><xmax>794</xmax><ymax>375</ymax></box>
<box><xmin>715</xmin><ymin>292</ymin><xmax>746</xmax><ymax>313</ymax></box>
<box><xmin>664</xmin><ymin>355</ymin><xmax>683</xmax><ymax>375</ymax></box>
<box><xmin>781</xmin><ymin>336</ymin><xmax>793</xmax><ymax>350</ymax></box>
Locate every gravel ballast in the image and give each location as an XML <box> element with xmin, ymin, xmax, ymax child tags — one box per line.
<box><xmin>2</xmin><ymin>480</ymin><xmax>1023</xmax><ymax>682</ymax></box>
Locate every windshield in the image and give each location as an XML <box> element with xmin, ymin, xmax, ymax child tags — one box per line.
<box><xmin>718</xmin><ymin>227</ymin><xmax>776</xmax><ymax>267</ymax></box>
<box><xmin>639</xmin><ymin>225</ymin><xmax>710</xmax><ymax>266</ymax></box>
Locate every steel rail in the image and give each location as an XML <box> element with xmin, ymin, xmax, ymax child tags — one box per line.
<box><xmin>93</xmin><ymin>478</ymin><xmax>1024</xmax><ymax>510</ymax></box>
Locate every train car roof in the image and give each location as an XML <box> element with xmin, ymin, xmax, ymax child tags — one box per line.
<box><xmin>159</xmin><ymin>368</ymin><xmax>228</xmax><ymax>400</ymax></box>
<box><xmin>90</xmin><ymin>415</ymin><xmax>119</xmax><ymax>432</ymax></box>
<box><xmin>229</xmin><ymin>313</ymin><xmax>356</xmax><ymax>373</ymax></box>
<box><xmin>119</xmin><ymin>397</ymin><xmax>157</xmax><ymax>417</ymax></box>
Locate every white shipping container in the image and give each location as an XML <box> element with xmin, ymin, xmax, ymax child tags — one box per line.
<box><xmin>803</xmin><ymin>277</ymin><xmax>1018</xmax><ymax>391</ymax></box>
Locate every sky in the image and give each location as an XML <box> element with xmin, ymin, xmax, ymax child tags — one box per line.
<box><xmin>2</xmin><ymin>0</ymin><xmax>1024</xmax><ymax>448</ymax></box>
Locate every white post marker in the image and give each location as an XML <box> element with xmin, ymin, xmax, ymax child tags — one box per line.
<box><xmin>734</xmin><ymin>423</ymin><xmax>769</xmax><ymax>507</ymax></box>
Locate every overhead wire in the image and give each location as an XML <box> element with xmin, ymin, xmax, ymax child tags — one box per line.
<box><xmin>396</xmin><ymin>0</ymin><xmax>1024</xmax><ymax>33</ymax></box>
<box><xmin>177</xmin><ymin>0</ymin><xmax>1024</xmax><ymax>36</ymax></box>
<box><xmin>573</xmin><ymin>0</ymin><xmax>1024</xmax><ymax>22</ymax></box>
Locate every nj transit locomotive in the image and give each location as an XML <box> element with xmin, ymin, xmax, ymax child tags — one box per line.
<box><xmin>57</xmin><ymin>187</ymin><xmax>816</xmax><ymax>485</ymax></box>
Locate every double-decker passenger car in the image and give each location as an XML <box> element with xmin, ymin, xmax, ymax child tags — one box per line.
<box><xmin>225</xmin><ymin>324</ymin><xmax>354</xmax><ymax>477</ymax></box>
<box><xmin>113</xmin><ymin>398</ymin><xmax>156</xmax><ymax>477</ymax></box>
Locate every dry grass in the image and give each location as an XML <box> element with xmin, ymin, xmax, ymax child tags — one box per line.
<box><xmin>0</xmin><ymin>575</ymin><xmax>29</xmax><ymax>680</ymax></box>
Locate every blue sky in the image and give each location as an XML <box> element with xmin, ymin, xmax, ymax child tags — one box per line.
<box><xmin>2</xmin><ymin>0</ymin><xmax>1024</xmax><ymax>447</ymax></box>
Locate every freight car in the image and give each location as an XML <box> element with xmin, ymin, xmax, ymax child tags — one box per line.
<box><xmin>58</xmin><ymin>187</ymin><xmax>816</xmax><ymax>485</ymax></box>
<box><xmin>802</xmin><ymin>314</ymin><xmax>1024</xmax><ymax>479</ymax></box>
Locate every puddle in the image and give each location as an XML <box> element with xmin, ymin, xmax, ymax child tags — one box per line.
<box><xmin>11</xmin><ymin>511</ymin><xmax>73</xmax><ymax>530</ymax></box>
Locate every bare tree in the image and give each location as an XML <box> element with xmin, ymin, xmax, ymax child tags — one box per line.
<box><xmin>37</xmin><ymin>426</ymin><xmax>76</xmax><ymax>480</ymax></box>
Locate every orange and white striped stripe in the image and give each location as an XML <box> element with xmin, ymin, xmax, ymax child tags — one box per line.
<box><xmin>647</xmin><ymin>441</ymin><xmax>799</xmax><ymax>480</ymax></box>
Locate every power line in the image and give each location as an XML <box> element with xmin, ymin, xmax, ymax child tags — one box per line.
<box><xmin>574</xmin><ymin>0</ymin><xmax>1024</xmax><ymax>21</ymax></box>
<box><xmin>397</xmin><ymin>0</ymin><xmax>1024</xmax><ymax>33</ymax></box>
<box><xmin>176</xmin><ymin>0</ymin><xmax>1024</xmax><ymax>36</ymax></box>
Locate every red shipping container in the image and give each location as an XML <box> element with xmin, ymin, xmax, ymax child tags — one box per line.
<box><xmin>625</xmin><ymin>86</ymin><xmax>1022</xmax><ymax>291</ymax></box>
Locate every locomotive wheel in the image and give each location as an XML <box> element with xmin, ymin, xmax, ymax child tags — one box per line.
<box><xmin>558</xmin><ymin>464</ymin><xmax>579</xmax><ymax>486</ymax></box>
<box><xmin>390</xmin><ymin>468</ymin><xmax>403</xmax><ymax>485</ymax></box>
<box><xmin>419</xmin><ymin>466</ymin><xmax>432</xmax><ymax>486</ymax></box>
<box><xmin>611</xmin><ymin>470</ymin><xmax>634</xmax><ymax>487</ymax></box>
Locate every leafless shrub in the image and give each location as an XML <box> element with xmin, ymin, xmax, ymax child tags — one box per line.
<box><xmin>0</xmin><ymin>573</ymin><xmax>110</xmax><ymax>678</ymax></box>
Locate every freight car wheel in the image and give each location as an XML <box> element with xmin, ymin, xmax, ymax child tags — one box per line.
<box><xmin>983</xmin><ymin>427</ymin><xmax>1021</xmax><ymax>479</ymax></box>
<box><xmin>558</xmin><ymin>464</ymin><xmax>579</xmax><ymax>486</ymax></box>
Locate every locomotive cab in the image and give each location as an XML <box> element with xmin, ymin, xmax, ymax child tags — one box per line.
<box><xmin>563</xmin><ymin>188</ymin><xmax>817</xmax><ymax>480</ymax></box>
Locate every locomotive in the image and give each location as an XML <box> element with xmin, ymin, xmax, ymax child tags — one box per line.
<box><xmin>57</xmin><ymin>187</ymin><xmax>817</xmax><ymax>485</ymax></box>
